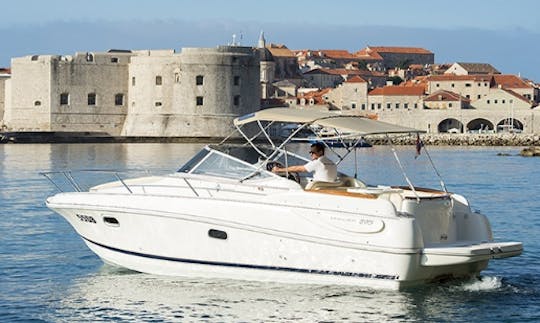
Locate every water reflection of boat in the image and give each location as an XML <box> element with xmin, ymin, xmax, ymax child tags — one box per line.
<box><xmin>43</xmin><ymin>108</ymin><xmax>522</xmax><ymax>290</ymax></box>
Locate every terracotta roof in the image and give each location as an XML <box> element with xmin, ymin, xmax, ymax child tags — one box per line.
<box><xmin>364</xmin><ymin>46</ymin><xmax>433</xmax><ymax>54</ymax></box>
<box><xmin>449</xmin><ymin>62</ymin><xmax>500</xmax><ymax>74</ymax></box>
<box><xmin>492</xmin><ymin>75</ymin><xmax>532</xmax><ymax>89</ymax></box>
<box><xmin>345</xmin><ymin>76</ymin><xmax>367</xmax><ymax>83</ymax></box>
<box><xmin>427</xmin><ymin>74</ymin><xmax>494</xmax><ymax>82</ymax></box>
<box><xmin>318</xmin><ymin>50</ymin><xmax>356</xmax><ymax>59</ymax></box>
<box><xmin>298</xmin><ymin>88</ymin><xmax>332</xmax><ymax>104</ymax></box>
<box><xmin>354</xmin><ymin>49</ymin><xmax>383</xmax><ymax>60</ymax></box>
<box><xmin>369</xmin><ymin>86</ymin><xmax>425</xmax><ymax>96</ymax></box>
<box><xmin>424</xmin><ymin>90</ymin><xmax>470</xmax><ymax>102</ymax></box>
<box><xmin>266</xmin><ymin>44</ymin><xmax>295</xmax><ymax>57</ymax></box>
<box><xmin>0</xmin><ymin>67</ymin><xmax>11</xmax><ymax>74</ymax></box>
<box><xmin>304</xmin><ymin>68</ymin><xmax>385</xmax><ymax>77</ymax></box>
<box><xmin>500</xmin><ymin>88</ymin><xmax>534</xmax><ymax>104</ymax></box>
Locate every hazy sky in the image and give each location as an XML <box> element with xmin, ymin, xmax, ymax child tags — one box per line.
<box><xmin>2</xmin><ymin>0</ymin><xmax>539</xmax><ymax>80</ymax></box>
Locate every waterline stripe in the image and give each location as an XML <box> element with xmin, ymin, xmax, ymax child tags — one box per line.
<box><xmin>82</xmin><ymin>236</ymin><xmax>399</xmax><ymax>281</ymax></box>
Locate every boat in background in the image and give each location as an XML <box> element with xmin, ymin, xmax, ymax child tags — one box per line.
<box><xmin>43</xmin><ymin>108</ymin><xmax>522</xmax><ymax>290</ymax></box>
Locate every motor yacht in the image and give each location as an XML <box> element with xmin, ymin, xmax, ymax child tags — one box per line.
<box><xmin>43</xmin><ymin>108</ymin><xmax>522</xmax><ymax>289</ymax></box>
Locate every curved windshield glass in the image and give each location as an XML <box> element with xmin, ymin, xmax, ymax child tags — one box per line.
<box><xmin>179</xmin><ymin>147</ymin><xmax>270</xmax><ymax>180</ymax></box>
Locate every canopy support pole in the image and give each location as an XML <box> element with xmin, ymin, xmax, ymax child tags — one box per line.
<box><xmin>387</xmin><ymin>134</ymin><xmax>420</xmax><ymax>203</ymax></box>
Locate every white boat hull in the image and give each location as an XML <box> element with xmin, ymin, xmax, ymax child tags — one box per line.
<box><xmin>47</xmin><ymin>185</ymin><xmax>521</xmax><ymax>290</ymax></box>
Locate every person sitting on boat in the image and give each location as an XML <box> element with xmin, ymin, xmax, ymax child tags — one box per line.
<box><xmin>272</xmin><ymin>142</ymin><xmax>337</xmax><ymax>183</ymax></box>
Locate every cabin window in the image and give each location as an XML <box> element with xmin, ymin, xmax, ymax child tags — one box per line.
<box><xmin>196</xmin><ymin>96</ymin><xmax>203</xmax><ymax>106</ymax></box>
<box><xmin>60</xmin><ymin>93</ymin><xmax>69</xmax><ymax>105</ymax></box>
<box><xmin>88</xmin><ymin>93</ymin><xmax>96</xmax><ymax>106</ymax></box>
<box><xmin>156</xmin><ymin>75</ymin><xmax>162</xmax><ymax>86</ymax></box>
<box><xmin>196</xmin><ymin>75</ymin><xmax>204</xmax><ymax>85</ymax></box>
<box><xmin>208</xmin><ymin>229</ymin><xmax>227</xmax><ymax>240</ymax></box>
<box><xmin>115</xmin><ymin>94</ymin><xmax>124</xmax><ymax>106</ymax></box>
<box><xmin>103</xmin><ymin>216</ymin><xmax>120</xmax><ymax>226</ymax></box>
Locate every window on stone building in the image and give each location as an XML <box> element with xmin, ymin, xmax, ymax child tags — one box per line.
<box><xmin>132</xmin><ymin>77</ymin><xmax>136</xmax><ymax>86</ymax></box>
<box><xmin>404</xmin><ymin>103</ymin><xmax>408</xmax><ymax>109</ymax></box>
<box><xmin>34</xmin><ymin>100</ymin><xmax>41</xmax><ymax>106</ymax></box>
<box><xmin>414</xmin><ymin>103</ymin><xmax>418</xmax><ymax>109</ymax></box>
<box><xmin>395</xmin><ymin>103</ymin><xmax>400</xmax><ymax>109</ymax></box>
<box><xmin>351</xmin><ymin>103</ymin><xmax>356</xmax><ymax>109</ymax></box>
<box><xmin>436</xmin><ymin>83</ymin><xmax>439</xmax><ymax>87</ymax></box>
<box><xmin>451</xmin><ymin>83</ymin><xmax>455</xmax><ymax>87</ymax></box>
<box><xmin>465</xmin><ymin>83</ymin><xmax>471</xmax><ymax>87</ymax></box>
<box><xmin>88</xmin><ymin>93</ymin><xmax>96</xmax><ymax>106</ymax></box>
<box><xmin>234</xmin><ymin>76</ymin><xmax>240</xmax><ymax>86</ymax></box>
<box><xmin>466</xmin><ymin>95</ymin><xmax>470</xmax><ymax>99</ymax></box>
<box><xmin>361</xmin><ymin>104</ymin><xmax>365</xmax><ymax>110</ymax></box>
<box><xmin>175</xmin><ymin>73</ymin><xmax>180</xmax><ymax>83</ymax></box>
<box><xmin>502</xmin><ymin>100</ymin><xmax>506</xmax><ymax>104</ymax></box>
<box><xmin>234</xmin><ymin>95</ymin><xmax>240</xmax><ymax>106</ymax></box>
<box><xmin>494</xmin><ymin>100</ymin><xmax>498</xmax><ymax>104</ymax></box>
<box><xmin>386</xmin><ymin>103</ymin><xmax>391</xmax><ymax>109</ymax></box>
<box><xmin>232</xmin><ymin>56</ymin><xmax>238</xmax><ymax>63</ymax></box>
<box><xmin>31</xmin><ymin>55</ymin><xmax>39</xmax><ymax>61</ymax></box>
<box><xmin>477</xmin><ymin>95</ymin><xmax>481</xmax><ymax>99</ymax></box>
<box><xmin>377</xmin><ymin>103</ymin><xmax>381</xmax><ymax>109</ymax></box>
<box><xmin>86</xmin><ymin>53</ymin><xmax>94</xmax><ymax>62</ymax></box>
<box><xmin>196</xmin><ymin>96</ymin><xmax>203</xmax><ymax>106</ymax></box>
<box><xmin>155</xmin><ymin>101</ymin><xmax>162</xmax><ymax>107</ymax></box>
<box><xmin>60</xmin><ymin>93</ymin><xmax>69</xmax><ymax>105</ymax></box>
<box><xmin>487</xmin><ymin>100</ymin><xmax>490</xmax><ymax>104</ymax></box>
<box><xmin>371</xmin><ymin>103</ymin><xmax>375</xmax><ymax>110</ymax></box>
<box><xmin>156</xmin><ymin>76</ymin><xmax>162</xmax><ymax>86</ymax></box>
<box><xmin>449</xmin><ymin>103</ymin><xmax>453</xmax><ymax>108</ymax></box>
<box><xmin>115</xmin><ymin>94</ymin><xmax>124</xmax><ymax>106</ymax></box>
<box><xmin>196</xmin><ymin>75</ymin><xmax>204</xmax><ymax>85</ymax></box>
<box><xmin>111</xmin><ymin>57</ymin><xmax>119</xmax><ymax>63</ymax></box>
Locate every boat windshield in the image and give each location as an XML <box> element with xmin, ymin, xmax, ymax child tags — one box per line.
<box><xmin>178</xmin><ymin>146</ymin><xmax>273</xmax><ymax>180</ymax></box>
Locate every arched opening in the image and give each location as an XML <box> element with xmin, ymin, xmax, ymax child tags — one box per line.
<box><xmin>497</xmin><ymin>118</ymin><xmax>524</xmax><ymax>133</ymax></box>
<box><xmin>467</xmin><ymin>118</ymin><xmax>494</xmax><ymax>134</ymax></box>
<box><xmin>438</xmin><ymin>118</ymin><xmax>464</xmax><ymax>133</ymax></box>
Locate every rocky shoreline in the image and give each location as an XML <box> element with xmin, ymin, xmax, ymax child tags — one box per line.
<box><xmin>369</xmin><ymin>133</ymin><xmax>540</xmax><ymax>146</ymax></box>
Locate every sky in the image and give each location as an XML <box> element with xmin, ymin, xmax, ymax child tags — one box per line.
<box><xmin>2</xmin><ymin>0</ymin><xmax>540</xmax><ymax>80</ymax></box>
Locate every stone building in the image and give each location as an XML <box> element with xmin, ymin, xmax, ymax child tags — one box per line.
<box><xmin>444</xmin><ymin>62</ymin><xmax>500</xmax><ymax>75</ymax></box>
<box><xmin>122</xmin><ymin>46</ymin><xmax>260</xmax><ymax>137</ymax></box>
<box><xmin>5</xmin><ymin>51</ymin><xmax>133</xmax><ymax>133</ymax></box>
<box><xmin>367</xmin><ymin>86</ymin><xmax>425</xmax><ymax>111</ymax></box>
<box><xmin>325</xmin><ymin>76</ymin><xmax>369</xmax><ymax>111</ymax></box>
<box><xmin>0</xmin><ymin>68</ymin><xmax>10</xmax><ymax>127</ymax></box>
<box><xmin>426</xmin><ymin>74</ymin><xmax>493</xmax><ymax>101</ymax></box>
<box><xmin>3</xmin><ymin>46</ymin><xmax>260</xmax><ymax>137</ymax></box>
<box><xmin>356</xmin><ymin>46</ymin><xmax>434</xmax><ymax>69</ymax></box>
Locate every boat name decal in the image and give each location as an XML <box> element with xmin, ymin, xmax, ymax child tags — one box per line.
<box><xmin>76</xmin><ymin>214</ymin><xmax>96</xmax><ymax>224</ymax></box>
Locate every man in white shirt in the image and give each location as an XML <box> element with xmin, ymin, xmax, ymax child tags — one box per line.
<box><xmin>272</xmin><ymin>143</ymin><xmax>337</xmax><ymax>182</ymax></box>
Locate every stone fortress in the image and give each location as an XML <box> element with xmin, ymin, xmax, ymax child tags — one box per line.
<box><xmin>1</xmin><ymin>45</ymin><xmax>260</xmax><ymax>138</ymax></box>
<box><xmin>1</xmin><ymin>32</ymin><xmax>540</xmax><ymax>138</ymax></box>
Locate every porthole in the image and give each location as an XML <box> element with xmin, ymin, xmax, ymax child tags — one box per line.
<box><xmin>208</xmin><ymin>229</ymin><xmax>227</xmax><ymax>240</ymax></box>
<box><xmin>103</xmin><ymin>216</ymin><xmax>120</xmax><ymax>226</ymax></box>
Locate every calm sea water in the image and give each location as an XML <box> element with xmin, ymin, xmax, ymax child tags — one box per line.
<box><xmin>0</xmin><ymin>143</ymin><xmax>539</xmax><ymax>322</ymax></box>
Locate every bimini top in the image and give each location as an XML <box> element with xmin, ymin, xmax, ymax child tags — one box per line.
<box><xmin>234</xmin><ymin>108</ymin><xmax>424</xmax><ymax>136</ymax></box>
